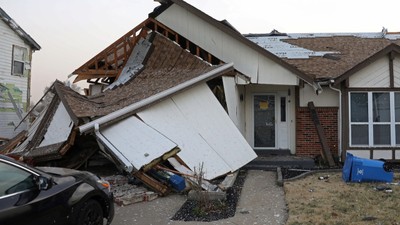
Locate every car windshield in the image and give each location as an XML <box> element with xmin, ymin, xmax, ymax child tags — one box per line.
<box><xmin>0</xmin><ymin>161</ymin><xmax>36</xmax><ymax>196</ymax></box>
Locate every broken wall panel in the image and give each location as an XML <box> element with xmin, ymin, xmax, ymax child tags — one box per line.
<box><xmin>39</xmin><ymin>102</ymin><xmax>74</xmax><ymax>147</ymax></box>
<box><xmin>170</xmin><ymin>83</ymin><xmax>257</xmax><ymax>172</ymax></box>
<box><xmin>96</xmin><ymin>116</ymin><xmax>177</xmax><ymax>172</ymax></box>
<box><xmin>138</xmin><ymin>96</ymin><xmax>232</xmax><ymax>180</ymax></box>
<box><xmin>11</xmin><ymin>101</ymin><xmax>51</xmax><ymax>153</ymax></box>
<box><xmin>138</xmin><ymin>83</ymin><xmax>256</xmax><ymax>180</ymax></box>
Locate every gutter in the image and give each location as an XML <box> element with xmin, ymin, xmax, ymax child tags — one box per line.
<box><xmin>79</xmin><ymin>62</ymin><xmax>234</xmax><ymax>134</ymax></box>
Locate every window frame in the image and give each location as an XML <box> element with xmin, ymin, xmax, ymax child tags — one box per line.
<box><xmin>11</xmin><ymin>45</ymin><xmax>28</xmax><ymax>76</ymax></box>
<box><xmin>349</xmin><ymin>91</ymin><xmax>400</xmax><ymax>147</ymax></box>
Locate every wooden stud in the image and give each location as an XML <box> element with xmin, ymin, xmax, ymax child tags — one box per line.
<box><xmin>308</xmin><ymin>101</ymin><xmax>336</xmax><ymax>167</ymax></box>
<box><xmin>133</xmin><ymin>171</ymin><xmax>170</xmax><ymax>196</ymax></box>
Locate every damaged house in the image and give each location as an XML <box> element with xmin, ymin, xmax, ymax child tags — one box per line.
<box><xmin>2</xmin><ymin>18</ymin><xmax>257</xmax><ymax>194</ymax></box>
<box><xmin>0</xmin><ymin>8</ymin><xmax>40</xmax><ymax>141</ymax></box>
<box><xmin>147</xmin><ymin>0</ymin><xmax>400</xmax><ymax>163</ymax></box>
<box><xmin>5</xmin><ymin>0</ymin><xmax>400</xmax><ymax>194</ymax></box>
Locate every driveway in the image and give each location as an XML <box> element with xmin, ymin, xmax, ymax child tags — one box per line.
<box><xmin>111</xmin><ymin>170</ymin><xmax>287</xmax><ymax>225</ymax></box>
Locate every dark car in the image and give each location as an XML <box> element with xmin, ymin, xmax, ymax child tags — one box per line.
<box><xmin>0</xmin><ymin>155</ymin><xmax>114</xmax><ymax>225</ymax></box>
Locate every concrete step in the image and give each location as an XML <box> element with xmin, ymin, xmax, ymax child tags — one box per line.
<box><xmin>245</xmin><ymin>155</ymin><xmax>316</xmax><ymax>170</ymax></box>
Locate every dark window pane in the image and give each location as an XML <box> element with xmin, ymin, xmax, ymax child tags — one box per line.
<box><xmin>351</xmin><ymin>93</ymin><xmax>368</xmax><ymax>122</ymax></box>
<box><xmin>373</xmin><ymin>93</ymin><xmax>390</xmax><ymax>122</ymax></box>
<box><xmin>395</xmin><ymin>93</ymin><xmax>400</xmax><ymax>122</ymax></box>
<box><xmin>0</xmin><ymin>162</ymin><xmax>35</xmax><ymax>196</ymax></box>
<box><xmin>280</xmin><ymin>97</ymin><xmax>286</xmax><ymax>122</ymax></box>
<box><xmin>373</xmin><ymin>125</ymin><xmax>390</xmax><ymax>145</ymax></box>
<box><xmin>254</xmin><ymin>95</ymin><xmax>275</xmax><ymax>147</ymax></box>
<box><xmin>13</xmin><ymin>61</ymin><xmax>24</xmax><ymax>75</ymax></box>
<box><xmin>396</xmin><ymin>125</ymin><xmax>400</xmax><ymax>145</ymax></box>
<box><xmin>351</xmin><ymin>125</ymin><xmax>369</xmax><ymax>145</ymax></box>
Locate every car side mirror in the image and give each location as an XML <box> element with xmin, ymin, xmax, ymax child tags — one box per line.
<box><xmin>37</xmin><ymin>176</ymin><xmax>53</xmax><ymax>190</ymax></box>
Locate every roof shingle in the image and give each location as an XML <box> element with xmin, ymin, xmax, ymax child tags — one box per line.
<box><xmin>59</xmin><ymin>32</ymin><xmax>218</xmax><ymax>118</ymax></box>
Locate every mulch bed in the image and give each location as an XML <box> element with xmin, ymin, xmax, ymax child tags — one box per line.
<box><xmin>172</xmin><ymin>170</ymin><xmax>247</xmax><ymax>222</ymax></box>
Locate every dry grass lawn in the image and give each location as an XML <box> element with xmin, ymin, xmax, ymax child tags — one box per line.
<box><xmin>284</xmin><ymin>171</ymin><xmax>400</xmax><ymax>225</ymax></box>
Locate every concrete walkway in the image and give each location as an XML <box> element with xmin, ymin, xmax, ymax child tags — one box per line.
<box><xmin>112</xmin><ymin>170</ymin><xmax>287</xmax><ymax>225</ymax></box>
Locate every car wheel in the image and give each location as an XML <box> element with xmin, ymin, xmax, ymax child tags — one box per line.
<box><xmin>76</xmin><ymin>199</ymin><xmax>104</xmax><ymax>225</ymax></box>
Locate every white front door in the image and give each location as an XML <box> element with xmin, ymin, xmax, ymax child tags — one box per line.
<box><xmin>253</xmin><ymin>93</ymin><xmax>289</xmax><ymax>149</ymax></box>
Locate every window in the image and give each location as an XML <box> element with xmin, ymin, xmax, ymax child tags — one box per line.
<box><xmin>350</xmin><ymin>92</ymin><xmax>400</xmax><ymax>146</ymax></box>
<box><xmin>280</xmin><ymin>97</ymin><xmax>286</xmax><ymax>122</ymax></box>
<box><xmin>0</xmin><ymin>161</ymin><xmax>36</xmax><ymax>197</ymax></box>
<box><xmin>12</xmin><ymin>45</ymin><xmax>28</xmax><ymax>76</ymax></box>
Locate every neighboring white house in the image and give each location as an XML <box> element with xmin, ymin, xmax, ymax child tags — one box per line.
<box><xmin>0</xmin><ymin>8</ymin><xmax>40</xmax><ymax>140</ymax></box>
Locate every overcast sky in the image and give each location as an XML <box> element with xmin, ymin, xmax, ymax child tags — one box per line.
<box><xmin>1</xmin><ymin>0</ymin><xmax>400</xmax><ymax>102</ymax></box>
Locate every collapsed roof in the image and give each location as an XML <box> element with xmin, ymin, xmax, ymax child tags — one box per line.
<box><xmin>64</xmin><ymin>35</ymin><xmax>220</xmax><ymax>118</ymax></box>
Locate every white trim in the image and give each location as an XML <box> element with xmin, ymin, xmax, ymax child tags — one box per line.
<box><xmin>349</xmin><ymin>91</ymin><xmax>400</xmax><ymax>147</ymax></box>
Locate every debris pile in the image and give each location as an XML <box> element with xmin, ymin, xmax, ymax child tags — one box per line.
<box><xmin>103</xmin><ymin>175</ymin><xmax>158</xmax><ymax>206</ymax></box>
<box><xmin>0</xmin><ymin>22</ymin><xmax>257</xmax><ymax>201</ymax></box>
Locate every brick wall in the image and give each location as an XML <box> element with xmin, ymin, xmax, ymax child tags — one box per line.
<box><xmin>296</xmin><ymin>107</ymin><xmax>338</xmax><ymax>158</ymax></box>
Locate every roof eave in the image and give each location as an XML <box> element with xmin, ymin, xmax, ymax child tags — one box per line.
<box><xmin>334</xmin><ymin>43</ymin><xmax>400</xmax><ymax>85</ymax></box>
<box><xmin>0</xmin><ymin>7</ymin><xmax>41</xmax><ymax>51</ymax></box>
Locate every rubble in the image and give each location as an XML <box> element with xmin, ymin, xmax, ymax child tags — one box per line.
<box><xmin>102</xmin><ymin>175</ymin><xmax>158</xmax><ymax>206</ymax></box>
<box><xmin>1</xmin><ymin>18</ymin><xmax>256</xmax><ymax>201</ymax></box>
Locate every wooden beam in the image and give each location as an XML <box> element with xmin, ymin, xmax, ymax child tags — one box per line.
<box><xmin>308</xmin><ymin>102</ymin><xmax>336</xmax><ymax>167</ymax></box>
<box><xmin>74</xmin><ymin>70</ymin><xmax>119</xmax><ymax>76</ymax></box>
<box><xmin>389</xmin><ymin>52</ymin><xmax>394</xmax><ymax>88</ymax></box>
<box><xmin>0</xmin><ymin>130</ymin><xmax>27</xmax><ymax>154</ymax></box>
<box><xmin>73</xmin><ymin>18</ymin><xmax>153</xmax><ymax>80</ymax></box>
<box><xmin>133</xmin><ymin>171</ymin><xmax>170</xmax><ymax>196</ymax></box>
<box><xmin>73</xmin><ymin>73</ymin><xmax>118</xmax><ymax>83</ymax></box>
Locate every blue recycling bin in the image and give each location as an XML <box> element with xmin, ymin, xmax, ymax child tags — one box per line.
<box><xmin>342</xmin><ymin>153</ymin><xmax>393</xmax><ymax>183</ymax></box>
<box><xmin>168</xmin><ymin>174</ymin><xmax>186</xmax><ymax>191</ymax></box>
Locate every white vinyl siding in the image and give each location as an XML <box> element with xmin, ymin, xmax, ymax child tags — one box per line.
<box><xmin>156</xmin><ymin>4</ymin><xmax>299</xmax><ymax>86</ymax></box>
<box><xmin>349</xmin><ymin>57</ymin><xmax>390</xmax><ymax>88</ymax></box>
<box><xmin>393</xmin><ymin>57</ymin><xmax>400</xmax><ymax>87</ymax></box>
<box><xmin>0</xmin><ymin>19</ymin><xmax>32</xmax><ymax>139</ymax></box>
<box><xmin>138</xmin><ymin>83</ymin><xmax>256</xmax><ymax>180</ymax></box>
<box><xmin>97</xmin><ymin>116</ymin><xmax>177</xmax><ymax>172</ymax></box>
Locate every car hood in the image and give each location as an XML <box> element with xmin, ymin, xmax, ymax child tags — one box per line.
<box><xmin>37</xmin><ymin>167</ymin><xmax>91</xmax><ymax>177</ymax></box>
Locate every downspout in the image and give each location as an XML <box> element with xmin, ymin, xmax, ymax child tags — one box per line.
<box><xmin>313</xmin><ymin>82</ymin><xmax>323</xmax><ymax>95</ymax></box>
<box><xmin>329</xmin><ymin>83</ymin><xmax>342</xmax><ymax>161</ymax></box>
<box><xmin>79</xmin><ymin>62</ymin><xmax>234</xmax><ymax>133</ymax></box>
